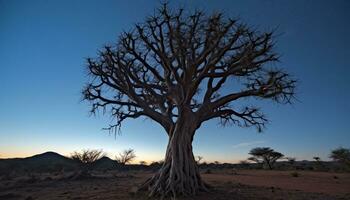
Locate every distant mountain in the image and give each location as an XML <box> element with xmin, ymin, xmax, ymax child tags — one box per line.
<box><xmin>0</xmin><ymin>151</ymin><xmax>79</xmax><ymax>174</ymax></box>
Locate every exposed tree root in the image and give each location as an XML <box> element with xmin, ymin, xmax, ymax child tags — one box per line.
<box><xmin>138</xmin><ymin>127</ymin><xmax>209</xmax><ymax>199</ymax></box>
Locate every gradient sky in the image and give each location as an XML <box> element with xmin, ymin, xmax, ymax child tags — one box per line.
<box><xmin>1</xmin><ymin>0</ymin><xmax>349</xmax><ymax>163</ymax></box>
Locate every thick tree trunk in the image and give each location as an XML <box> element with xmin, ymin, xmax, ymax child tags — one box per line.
<box><xmin>139</xmin><ymin>113</ymin><xmax>208</xmax><ymax>198</ymax></box>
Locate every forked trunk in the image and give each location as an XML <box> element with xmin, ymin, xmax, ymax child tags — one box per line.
<box><xmin>139</xmin><ymin>113</ymin><xmax>208</xmax><ymax>198</ymax></box>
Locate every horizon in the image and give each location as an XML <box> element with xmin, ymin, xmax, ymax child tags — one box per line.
<box><xmin>1</xmin><ymin>0</ymin><xmax>349</xmax><ymax>164</ymax></box>
<box><xmin>0</xmin><ymin>150</ymin><xmax>336</xmax><ymax>165</ymax></box>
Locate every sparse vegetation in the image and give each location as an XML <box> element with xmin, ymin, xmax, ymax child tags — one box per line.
<box><xmin>70</xmin><ymin>149</ymin><xmax>106</xmax><ymax>179</ymax></box>
<box><xmin>330</xmin><ymin>147</ymin><xmax>350</xmax><ymax>170</ymax></box>
<box><xmin>115</xmin><ymin>149</ymin><xmax>136</xmax><ymax>165</ymax></box>
<box><xmin>71</xmin><ymin>149</ymin><xmax>106</xmax><ymax>164</ymax></box>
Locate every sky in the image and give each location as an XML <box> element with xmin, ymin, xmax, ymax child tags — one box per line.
<box><xmin>0</xmin><ymin>0</ymin><xmax>349</xmax><ymax>163</ymax></box>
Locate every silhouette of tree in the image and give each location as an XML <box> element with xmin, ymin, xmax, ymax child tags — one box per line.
<box><xmin>71</xmin><ymin>149</ymin><xmax>105</xmax><ymax>164</ymax></box>
<box><xmin>82</xmin><ymin>3</ymin><xmax>296</xmax><ymax>197</ymax></box>
<box><xmin>312</xmin><ymin>156</ymin><xmax>325</xmax><ymax>171</ymax></box>
<box><xmin>248</xmin><ymin>147</ymin><xmax>284</xmax><ymax>169</ymax></box>
<box><xmin>70</xmin><ymin>149</ymin><xmax>105</xmax><ymax>177</ymax></box>
<box><xmin>115</xmin><ymin>149</ymin><xmax>136</xmax><ymax>165</ymax></box>
<box><xmin>330</xmin><ymin>147</ymin><xmax>350</xmax><ymax>168</ymax></box>
<box><xmin>313</xmin><ymin>156</ymin><xmax>321</xmax><ymax>162</ymax></box>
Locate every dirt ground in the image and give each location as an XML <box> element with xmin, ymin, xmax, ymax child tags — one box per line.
<box><xmin>0</xmin><ymin>170</ymin><xmax>349</xmax><ymax>200</ymax></box>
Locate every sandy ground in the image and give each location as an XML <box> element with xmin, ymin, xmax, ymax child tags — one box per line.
<box><xmin>0</xmin><ymin>170</ymin><xmax>349</xmax><ymax>200</ymax></box>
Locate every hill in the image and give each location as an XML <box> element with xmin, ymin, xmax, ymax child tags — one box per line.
<box><xmin>0</xmin><ymin>151</ymin><xmax>79</xmax><ymax>174</ymax></box>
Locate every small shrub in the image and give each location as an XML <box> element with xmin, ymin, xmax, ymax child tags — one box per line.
<box><xmin>204</xmin><ymin>169</ymin><xmax>212</xmax><ymax>174</ymax></box>
<box><xmin>333</xmin><ymin>175</ymin><xmax>339</xmax><ymax>179</ymax></box>
<box><xmin>291</xmin><ymin>171</ymin><xmax>299</xmax><ymax>177</ymax></box>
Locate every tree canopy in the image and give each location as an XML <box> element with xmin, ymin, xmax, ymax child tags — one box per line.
<box><xmin>248</xmin><ymin>147</ymin><xmax>284</xmax><ymax>169</ymax></box>
<box><xmin>82</xmin><ymin>4</ymin><xmax>296</xmax><ymax>134</ymax></box>
<box><xmin>330</xmin><ymin>147</ymin><xmax>350</xmax><ymax>167</ymax></box>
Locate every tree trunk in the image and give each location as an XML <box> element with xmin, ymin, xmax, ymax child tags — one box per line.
<box><xmin>139</xmin><ymin>113</ymin><xmax>208</xmax><ymax>198</ymax></box>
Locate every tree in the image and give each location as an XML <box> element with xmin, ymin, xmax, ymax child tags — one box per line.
<box><xmin>330</xmin><ymin>147</ymin><xmax>350</xmax><ymax>168</ymax></box>
<box><xmin>313</xmin><ymin>156</ymin><xmax>321</xmax><ymax>162</ymax></box>
<box><xmin>82</xmin><ymin>4</ymin><xmax>296</xmax><ymax>198</ymax></box>
<box><xmin>248</xmin><ymin>147</ymin><xmax>284</xmax><ymax>169</ymax></box>
<box><xmin>312</xmin><ymin>156</ymin><xmax>324</xmax><ymax>171</ymax></box>
<box><xmin>71</xmin><ymin>149</ymin><xmax>106</xmax><ymax>164</ymax></box>
<box><xmin>70</xmin><ymin>149</ymin><xmax>105</xmax><ymax>177</ymax></box>
<box><xmin>115</xmin><ymin>149</ymin><xmax>136</xmax><ymax>165</ymax></box>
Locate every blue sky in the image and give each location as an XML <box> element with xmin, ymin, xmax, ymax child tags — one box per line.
<box><xmin>0</xmin><ymin>0</ymin><xmax>349</xmax><ymax>163</ymax></box>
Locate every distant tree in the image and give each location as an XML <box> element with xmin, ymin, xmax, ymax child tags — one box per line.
<box><xmin>313</xmin><ymin>156</ymin><xmax>321</xmax><ymax>162</ymax></box>
<box><xmin>71</xmin><ymin>149</ymin><xmax>105</xmax><ymax>164</ymax></box>
<box><xmin>115</xmin><ymin>149</ymin><xmax>136</xmax><ymax>165</ymax></box>
<box><xmin>312</xmin><ymin>156</ymin><xmax>325</xmax><ymax>171</ymax></box>
<box><xmin>82</xmin><ymin>3</ymin><xmax>296</xmax><ymax>197</ymax></box>
<box><xmin>248</xmin><ymin>147</ymin><xmax>284</xmax><ymax>169</ymax></box>
<box><xmin>330</xmin><ymin>147</ymin><xmax>350</xmax><ymax>168</ymax></box>
<box><xmin>70</xmin><ymin>149</ymin><xmax>105</xmax><ymax>177</ymax></box>
<box><xmin>214</xmin><ymin>161</ymin><xmax>220</xmax><ymax>165</ymax></box>
<box><xmin>139</xmin><ymin>161</ymin><xmax>147</xmax><ymax>165</ymax></box>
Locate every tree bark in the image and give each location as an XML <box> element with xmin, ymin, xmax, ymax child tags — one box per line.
<box><xmin>139</xmin><ymin>111</ymin><xmax>208</xmax><ymax>198</ymax></box>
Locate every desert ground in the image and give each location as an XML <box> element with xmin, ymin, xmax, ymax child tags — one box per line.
<box><xmin>1</xmin><ymin>169</ymin><xmax>349</xmax><ymax>200</ymax></box>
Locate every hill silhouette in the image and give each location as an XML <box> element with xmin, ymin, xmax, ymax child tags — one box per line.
<box><xmin>91</xmin><ymin>156</ymin><xmax>118</xmax><ymax>171</ymax></box>
<box><xmin>0</xmin><ymin>151</ymin><xmax>79</xmax><ymax>174</ymax></box>
<box><xmin>0</xmin><ymin>152</ymin><xmax>344</xmax><ymax>175</ymax></box>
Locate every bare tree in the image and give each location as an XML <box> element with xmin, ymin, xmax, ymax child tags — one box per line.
<box><xmin>248</xmin><ymin>147</ymin><xmax>284</xmax><ymax>169</ymax></box>
<box><xmin>71</xmin><ymin>149</ymin><xmax>106</xmax><ymax>164</ymax></box>
<box><xmin>70</xmin><ymin>149</ymin><xmax>106</xmax><ymax>178</ymax></box>
<box><xmin>115</xmin><ymin>149</ymin><xmax>136</xmax><ymax>165</ymax></box>
<box><xmin>82</xmin><ymin>3</ymin><xmax>296</xmax><ymax>198</ymax></box>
